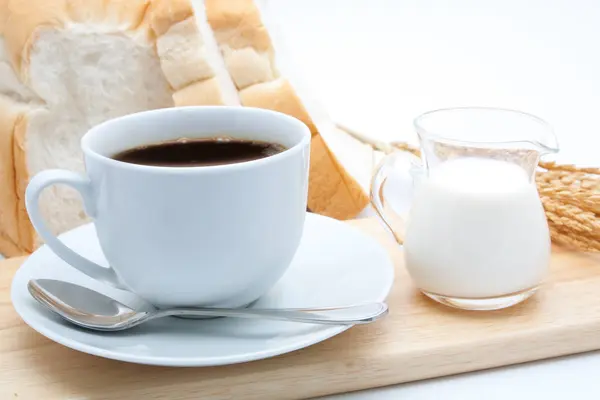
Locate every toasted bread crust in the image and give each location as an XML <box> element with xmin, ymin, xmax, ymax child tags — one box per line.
<box><xmin>12</xmin><ymin>111</ymin><xmax>34</xmax><ymax>252</ymax></box>
<box><xmin>67</xmin><ymin>0</ymin><xmax>151</xmax><ymax>29</ymax></box>
<box><xmin>0</xmin><ymin>0</ymin><xmax>9</xmax><ymax>33</ymax></box>
<box><xmin>149</xmin><ymin>0</ymin><xmax>193</xmax><ymax>36</ymax></box>
<box><xmin>5</xmin><ymin>0</ymin><xmax>67</xmax><ymax>75</ymax></box>
<box><xmin>0</xmin><ymin>96</ymin><xmax>26</xmax><ymax>255</ymax></box>
<box><xmin>0</xmin><ymin>234</ymin><xmax>25</xmax><ymax>256</ymax></box>
<box><xmin>173</xmin><ymin>77</ymin><xmax>227</xmax><ymax>106</ymax></box>
<box><xmin>308</xmin><ymin>135</ymin><xmax>369</xmax><ymax>219</ymax></box>
<box><xmin>240</xmin><ymin>79</ymin><xmax>316</xmax><ymax>134</ymax></box>
<box><xmin>205</xmin><ymin>0</ymin><xmax>271</xmax><ymax>51</ymax></box>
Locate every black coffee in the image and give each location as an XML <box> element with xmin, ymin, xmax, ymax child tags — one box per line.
<box><xmin>112</xmin><ymin>138</ymin><xmax>287</xmax><ymax>167</ymax></box>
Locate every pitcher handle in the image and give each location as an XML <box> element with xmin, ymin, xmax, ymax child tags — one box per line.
<box><xmin>370</xmin><ymin>151</ymin><xmax>423</xmax><ymax>244</ymax></box>
<box><xmin>25</xmin><ymin>169</ymin><xmax>124</xmax><ymax>289</ymax></box>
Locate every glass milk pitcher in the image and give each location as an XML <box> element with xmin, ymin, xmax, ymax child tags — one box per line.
<box><xmin>371</xmin><ymin>107</ymin><xmax>559</xmax><ymax>310</ymax></box>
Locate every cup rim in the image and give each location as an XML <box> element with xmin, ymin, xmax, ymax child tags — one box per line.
<box><xmin>81</xmin><ymin>106</ymin><xmax>311</xmax><ymax>174</ymax></box>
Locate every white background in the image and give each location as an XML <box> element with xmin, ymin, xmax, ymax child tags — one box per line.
<box><xmin>266</xmin><ymin>0</ymin><xmax>599</xmax><ymax>166</ymax></box>
<box><xmin>262</xmin><ymin>0</ymin><xmax>600</xmax><ymax>398</ymax></box>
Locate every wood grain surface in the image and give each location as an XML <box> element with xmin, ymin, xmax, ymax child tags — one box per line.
<box><xmin>1</xmin><ymin>218</ymin><xmax>600</xmax><ymax>399</ymax></box>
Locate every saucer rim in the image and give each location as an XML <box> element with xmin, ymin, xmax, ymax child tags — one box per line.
<box><xmin>16</xmin><ymin>303</ymin><xmax>351</xmax><ymax>367</ymax></box>
<box><xmin>11</xmin><ymin>213</ymin><xmax>394</xmax><ymax>367</ymax></box>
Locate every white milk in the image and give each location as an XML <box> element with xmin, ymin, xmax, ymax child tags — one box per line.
<box><xmin>404</xmin><ymin>157</ymin><xmax>551</xmax><ymax>299</ymax></box>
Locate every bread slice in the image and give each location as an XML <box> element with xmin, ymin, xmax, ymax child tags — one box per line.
<box><xmin>150</xmin><ymin>0</ymin><xmax>240</xmax><ymax>106</ymax></box>
<box><xmin>0</xmin><ymin>0</ymin><xmax>174</xmax><ymax>254</ymax></box>
<box><xmin>204</xmin><ymin>0</ymin><xmax>369</xmax><ymax>218</ymax></box>
<box><xmin>0</xmin><ymin>0</ymin><xmax>46</xmax><ymax>255</ymax></box>
<box><xmin>0</xmin><ymin>0</ymin><xmax>368</xmax><ymax>256</ymax></box>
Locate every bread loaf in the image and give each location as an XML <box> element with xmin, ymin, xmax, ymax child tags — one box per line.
<box><xmin>0</xmin><ymin>0</ymin><xmax>369</xmax><ymax>256</ymax></box>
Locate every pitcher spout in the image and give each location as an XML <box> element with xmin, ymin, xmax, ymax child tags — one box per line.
<box><xmin>529</xmin><ymin>133</ymin><xmax>559</xmax><ymax>157</ymax></box>
<box><xmin>414</xmin><ymin>107</ymin><xmax>559</xmax><ymax>179</ymax></box>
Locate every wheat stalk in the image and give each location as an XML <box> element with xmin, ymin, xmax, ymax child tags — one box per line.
<box><xmin>337</xmin><ymin>123</ymin><xmax>600</xmax><ymax>252</ymax></box>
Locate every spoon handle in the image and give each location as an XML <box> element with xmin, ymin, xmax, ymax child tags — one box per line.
<box><xmin>152</xmin><ymin>302</ymin><xmax>388</xmax><ymax>325</ymax></box>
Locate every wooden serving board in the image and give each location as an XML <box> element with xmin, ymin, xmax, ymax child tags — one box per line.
<box><xmin>1</xmin><ymin>218</ymin><xmax>600</xmax><ymax>399</ymax></box>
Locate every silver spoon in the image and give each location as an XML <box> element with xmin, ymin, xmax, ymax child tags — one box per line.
<box><xmin>27</xmin><ymin>279</ymin><xmax>388</xmax><ymax>331</ymax></box>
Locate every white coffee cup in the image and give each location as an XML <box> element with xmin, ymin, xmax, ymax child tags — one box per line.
<box><xmin>25</xmin><ymin>106</ymin><xmax>311</xmax><ymax>308</ymax></box>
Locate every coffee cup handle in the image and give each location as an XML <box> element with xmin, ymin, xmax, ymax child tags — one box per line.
<box><xmin>25</xmin><ymin>170</ymin><xmax>124</xmax><ymax>289</ymax></box>
<box><xmin>370</xmin><ymin>151</ymin><xmax>423</xmax><ymax>245</ymax></box>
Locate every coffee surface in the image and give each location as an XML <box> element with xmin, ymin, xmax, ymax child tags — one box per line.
<box><xmin>112</xmin><ymin>138</ymin><xmax>287</xmax><ymax>167</ymax></box>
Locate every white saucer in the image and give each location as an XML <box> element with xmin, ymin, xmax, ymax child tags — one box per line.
<box><xmin>11</xmin><ymin>213</ymin><xmax>394</xmax><ymax>367</ymax></box>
